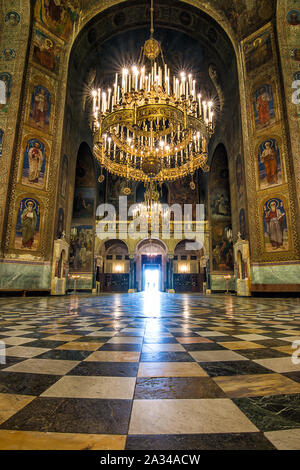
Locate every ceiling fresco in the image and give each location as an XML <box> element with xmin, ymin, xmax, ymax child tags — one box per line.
<box><xmin>78</xmin><ymin>0</ymin><xmax>276</xmax><ymax>40</ymax></box>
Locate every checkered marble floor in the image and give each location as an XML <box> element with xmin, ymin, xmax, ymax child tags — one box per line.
<box><xmin>0</xmin><ymin>292</ymin><xmax>300</xmax><ymax>450</ymax></box>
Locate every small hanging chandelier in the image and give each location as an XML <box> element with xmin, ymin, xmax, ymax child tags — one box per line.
<box><xmin>91</xmin><ymin>0</ymin><xmax>214</xmax><ymax>184</ymax></box>
<box><xmin>132</xmin><ymin>180</ymin><xmax>169</xmax><ymax>221</ymax></box>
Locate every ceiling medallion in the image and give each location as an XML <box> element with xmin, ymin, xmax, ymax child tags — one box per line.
<box><xmin>91</xmin><ymin>0</ymin><xmax>215</xmax><ymax>185</ymax></box>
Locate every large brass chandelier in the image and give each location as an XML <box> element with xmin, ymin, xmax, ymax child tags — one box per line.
<box><xmin>91</xmin><ymin>0</ymin><xmax>215</xmax><ymax>185</ymax></box>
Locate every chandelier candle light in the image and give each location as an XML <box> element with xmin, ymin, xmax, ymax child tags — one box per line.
<box><xmin>91</xmin><ymin>0</ymin><xmax>215</xmax><ymax>184</ymax></box>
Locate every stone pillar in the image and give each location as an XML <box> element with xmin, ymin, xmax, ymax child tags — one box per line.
<box><xmin>128</xmin><ymin>255</ymin><xmax>136</xmax><ymax>293</ymax></box>
<box><xmin>50</xmin><ymin>238</ymin><xmax>69</xmax><ymax>296</ymax></box>
<box><xmin>206</xmin><ymin>258</ymin><xmax>211</xmax><ymax>294</ymax></box>
<box><xmin>167</xmin><ymin>255</ymin><xmax>175</xmax><ymax>293</ymax></box>
<box><xmin>234</xmin><ymin>233</ymin><xmax>251</xmax><ymax>297</ymax></box>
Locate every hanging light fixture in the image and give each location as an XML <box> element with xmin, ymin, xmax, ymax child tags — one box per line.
<box><xmin>91</xmin><ymin>0</ymin><xmax>214</xmax><ymax>184</ymax></box>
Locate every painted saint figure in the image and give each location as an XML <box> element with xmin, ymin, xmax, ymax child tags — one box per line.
<box><xmin>265</xmin><ymin>201</ymin><xmax>285</xmax><ymax>250</ymax></box>
<box><xmin>260</xmin><ymin>141</ymin><xmax>278</xmax><ymax>185</ymax></box>
<box><xmin>28</xmin><ymin>141</ymin><xmax>44</xmax><ymax>183</ymax></box>
<box><xmin>21</xmin><ymin>201</ymin><xmax>37</xmax><ymax>249</ymax></box>
<box><xmin>255</xmin><ymin>87</ymin><xmax>272</xmax><ymax>128</ymax></box>
<box><xmin>31</xmin><ymin>88</ymin><xmax>49</xmax><ymax>128</ymax></box>
<box><xmin>0</xmin><ymin>79</ymin><xmax>6</xmax><ymax>104</ymax></box>
<box><xmin>47</xmin><ymin>0</ymin><xmax>63</xmax><ymax>22</ymax></box>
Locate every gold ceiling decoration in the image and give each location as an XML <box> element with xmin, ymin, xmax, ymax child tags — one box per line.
<box><xmin>91</xmin><ymin>0</ymin><xmax>215</xmax><ymax>183</ymax></box>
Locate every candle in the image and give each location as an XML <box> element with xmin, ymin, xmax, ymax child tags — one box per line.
<box><xmin>198</xmin><ymin>94</ymin><xmax>202</xmax><ymax>117</ymax></box>
<box><xmin>108</xmin><ymin>89</ymin><xmax>112</xmax><ymax>112</ymax></box>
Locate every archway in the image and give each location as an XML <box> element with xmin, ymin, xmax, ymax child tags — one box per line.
<box><xmin>208</xmin><ymin>143</ymin><xmax>234</xmax><ymax>292</ymax></box>
<box><xmin>100</xmin><ymin>239</ymin><xmax>130</xmax><ymax>292</ymax></box>
<box><xmin>68</xmin><ymin>143</ymin><xmax>96</xmax><ymax>291</ymax></box>
<box><xmin>173</xmin><ymin>239</ymin><xmax>204</xmax><ymax>292</ymax></box>
<box><xmin>135</xmin><ymin>239</ymin><xmax>168</xmax><ymax>292</ymax></box>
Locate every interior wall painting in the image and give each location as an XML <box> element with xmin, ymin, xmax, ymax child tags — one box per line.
<box><xmin>56</xmin><ymin>207</ymin><xmax>64</xmax><ymax>239</ymax></box>
<box><xmin>236</xmin><ymin>154</ymin><xmax>244</xmax><ymax>200</ymax></box>
<box><xmin>253</xmin><ymin>85</ymin><xmax>275</xmax><ymax>130</ymax></box>
<box><xmin>290</xmin><ymin>49</ymin><xmax>300</xmax><ymax>61</ymax></box>
<box><xmin>0</xmin><ymin>73</ymin><xmax>12</xmax><ymax>112</ymax></box>
<box><xmin>210</xmin><ymin>182</ymin><xmax>231</xmax><ymax>221</ymax></box>
<box><xmin>22</xmin><ymin>139</ymin><xmax>47</xmax><ymax>189</ymax></box>
<box><xmin>72</xmin><ymin>188</ymin><xmax>95</xmax><ymax>219</ymax></box>
<box><xmin>33</xmin><ymin>29</ymin><xmax>60</xmax><ymax>73</ymax></box>
<box><xmin>4</xmin><ymin>11</ymin><xmax>20</xmax><ymax>26</ymax></box>
<box><xmin>15</xmin><ymin>198</ymin><xmax>41</xmax><ymax>250</ymax></box>
<box><xmin>212</xmin><ymin>224</ymin><xmax>234</xmax><ymax>272</ymax></box>
<box><xmin>107</xmin><ymin>174</ymin><xmax>131</xmax><ymax>204</ymax></box>
<box><xmin>75</xmin><ymin>152</ymin><xmax>95</xmax><ymax>188</ymax></box>
<box><xmin>60</xmin><ymin>155</ymin><xmax>68</xmax><ymax>198</ymax></box>
<box><xmin>34</xmin><ymin>0</ymin><xmax>80</xmax><ymax>41</ymax></box>
<box><xmin>30</xmin><ymin>85</ymin><xmax>51</xmax><ymax>130</ymax></box>
<box><xmin>287</xmin><ymin>10</ymin><xmax>300</xmax><ymax>26</ymax></box>
<box><xmin>210</xmin><ymin>145</ymin><xmax>233</xmax><ymax>273</ymax></box>
<box><xmin>170</xmin><ymin>177</ymin><xmax>198</xmax><ymax>206</ymax></box>
<box><xmin>69</xmin><ymin>225</ymin><xmax>93</xmax><ymax>272</ymax></box>
<box><xmin>239</xmin><ymin>208</ymin><xmax>246</xmax><ymax>239</ymax></box>
<box><xmin>258</xmin><ymin>138</ymin><xmax>282</xmax><ymax>189</ymax></box>
<box><xmin>263</xmin><ymin>198</ymin><xmax>288</xmax><ymax>252</ymax></box>
<box><xmin>244</xmin><ymin>31</ymin><xmax>273</xmax><ymax>74</ymax></box>
<box><xmin>3</xmin><ymin>48</ymin><xmax>16</xmax><ymax>61</ymax></box>
<box><xmin>0</xmin><ymin>129</ymin><xmax>3</xmax><ymax>157</ymax></box>
<box><xmin>294</xmin><ymin>72</ymin><xmax>300</xmax><ymax>117</ymax></box>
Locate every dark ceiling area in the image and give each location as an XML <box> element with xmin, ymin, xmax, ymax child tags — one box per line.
<box><xmin>70</xmin><ymin>0</ymin><xmax>235</xmax><ymax>79</ymax></box>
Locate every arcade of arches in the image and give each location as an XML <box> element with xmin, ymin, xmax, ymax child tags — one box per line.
<box><xmin>0</xmin><ymin>0</ymin><xmax>300</xmax><ymax>296</ymax></box>
<box><xmin>0</xmin><ymin>0</ymin><xmax>300</xmax><ymax>452</ymax></box>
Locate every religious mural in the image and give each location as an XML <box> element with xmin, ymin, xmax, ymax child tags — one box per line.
<box><xmin>3</xmin><ymin>49</ymin><xmax>16</xmax><ymax>61</ymax></box>
<box><xmin>235</xmin><ymin>154</ymin><xmax>244</xmax><ymax>200</ymax></box>
<box><xmin>4</xmin><ymin>11</ymin><xmax>20</xmax><ymax>26</ymax></box>
<box><xmin>221</xmin><ymin>0</ymin><xmax>274</xmax><ymax>39</ymax></box>
<box><xmin>239</xmin><ymin>208</ymin><xmax>246</xmax><ymax>239</ymax></box>
<box><xmin>287</xmin><ymin>10</ymin><xmax>300</xmax><ymax>26</ymax></box>
<box><xmin>33</xmin><ymin>29</ymin><xmax>60</xmax><ymax>73</ymax></box>
<box><xmin>210</xmin><ymin>145</ymin><xmax>233</xmax><ymax>272</ymax></box>
<box><xmin>72</xmin><ymin>188</ymin><xmax>94</xmax><ymax>219</ymax></box>
<box><xmin>56</xmin><ymin>207</ymin><xmax>64</xmax><ymax>239</ymax></box>
<box><xmin>72</xmin><ymin>146</ymin><xmax>96</xmax><ymax>218</ymax></box>
<box><xmin>290</xmin><ymin>49</ymin><xmax>300</xmax><ymax>61</ymax></box>
<box><xmin>60</xmin><ymin>154</ymin><xmax>68</xmax><ymax>198</ymax></box>
<box><xmin>75</xmin><ymin>151</ymin><xmax>95</xmax><ymax>188</ymax></box>
<box><xmin>263</xmin><ymin>198</ymin><xmax>288</xmax><ymax>252</ymax></box>
<box><xmin>170</xmin><ymin>177</ymin><xmax>198</xmax><ymax>206</ymax></box>
<box><xmin>34</xmin><ymin>0</ymin><xmax>80</xmax><ymax>41</ymax></box>
<box><xmin>69</xmin><ymin>225</ymin><xmax>93</xmax><ymax>272</ymax></box>
<box><xmin>212</xmin><ymin>224</ymin><xmax>234</xmax><ymax>272</ymax></box>
<box><xmin>15</xmin><ymin>198</ymin><xmax>41</xmax><ymax>250</ymax></box>
<box><xmin>22</xmin><ymin>139</ymin><xmax>47</xmax><ymax>189</ymax></box>
<box><xmin>107</xmin><ymin>174</ymin><xmax>131</xmax><ymax>204</ymax></box>
<box><xmin>258</xmin><ymin>139</ymin><xmax>282</xmax><ymax>189</ymax></box>
<box><xmin>0</xmin><ymin>73</ymin><xmax>12</xmax><ymax>112</ymax></box>
<box><xmin>30</xmin><ymin>85</ymin><xmax>51</xmax><ymax>130</ymax></box>
<box><xmin>253</xmin><ymin>85</ymin><xmax>275</xmax><ymax>130</ymax></box>
<box><xmin>0</xmin><ymin>129</ymin><xmax>3</xmax><ymax>157</ymax></box>
<box><xmin>294</xmin><ymin>72</ymin><xmax>300</xmax><ymax>117</ymax></box>
<box><xmin>244</xmin><ymin>31</ymin><xmax>273</xmax><ymax>74</ymax></box>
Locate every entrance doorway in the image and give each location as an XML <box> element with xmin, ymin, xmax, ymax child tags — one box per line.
<box><xmin>144</xmin><ymin>267</ymin><xmax>160</xmax><ymax>292</ymax></box>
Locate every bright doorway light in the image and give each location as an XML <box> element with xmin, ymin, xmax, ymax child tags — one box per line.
<box><xmin>144</xmin><ymin>268</ymin><xmax>160</xmax><ymax>292</ymax></box>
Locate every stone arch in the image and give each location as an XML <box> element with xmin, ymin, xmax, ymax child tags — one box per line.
<box><xmin>135</xmin><ymin>238</ymin><xmax>168</xmax><ymax>291</ymax></box>
<box><xmin>276</xmin><ymin>0</ymin><xmax>300</xmax><ymax>235</ymax></box>
<box><xmin>136</xmin><ymin>238</ymin><xmax>168</xmax><ymax>256</ymax></box>
<box><xmin>0</xmin><ymin>0</ymin><xmax>31</xmax><ymax>251</ymax></box>
<box><xmin>209</xmin><ymin>143</ymin><xmax>234</xmax><ymax>277</ymax></box>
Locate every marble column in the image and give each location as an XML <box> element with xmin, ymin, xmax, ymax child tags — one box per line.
<box><xmin>128</xmin><ymin>256</ymin><xmax>135</xmax><ymax>293</ymax></box>
<box><xmin>168</xmin><ymin>255</ymin><xmax>175</xmax><ymax>293</ymax></box>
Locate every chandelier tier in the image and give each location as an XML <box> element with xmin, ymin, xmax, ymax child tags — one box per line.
<box><xmin>91</xmin><ymin>0</ymin><xmax>215</xmax><ymax>184</ymax></box>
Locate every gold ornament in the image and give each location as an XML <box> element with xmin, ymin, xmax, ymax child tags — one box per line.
<box><xmin>144</xmin><ymin>38</ymin><xmax>160</xmax><ymax>60</ymax></box>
